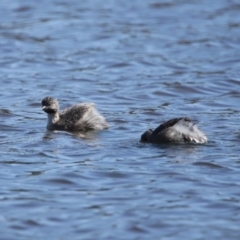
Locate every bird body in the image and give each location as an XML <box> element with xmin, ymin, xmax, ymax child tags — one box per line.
<box><xmin>141</xmin><ymin>117</ymin><xmax>207</xmax><ymax>144</ymax></box>
<box><xmin>42</xmin><ymin>97</ymin><xmax>108</xmax><ymax>131</ymax></box>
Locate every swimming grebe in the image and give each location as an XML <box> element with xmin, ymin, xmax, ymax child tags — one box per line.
<box><xmin>42</xmin><ymin>96</ymin><xmax>109</xmax><ymax>131</ymax></box>
<box><xmin>141</xmin><ymin>117</ymin><xmax>207</xmax><ymax>144</ymax></box>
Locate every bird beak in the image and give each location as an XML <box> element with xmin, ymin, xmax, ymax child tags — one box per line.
<box><xmin>42</xmin><ymin>106</ymin><xmax>46</xmax><ymax>111</ymax></box>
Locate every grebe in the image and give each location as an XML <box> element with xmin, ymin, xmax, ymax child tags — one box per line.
<box><xmin>141</xmin><ymin>117</ymin><xmax>207</xmax><ymax>144</ymax></box>
<box><xmin>42</xmin><ymin>96</ymin><xmax>108</xmax><ymax>131</ymax></box>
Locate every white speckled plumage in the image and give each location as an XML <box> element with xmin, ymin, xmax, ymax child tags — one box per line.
<box><xmin>141</xmin><ymin>117</ymin><xmax>207</xmax><ymax>144</ymax></box>
<box><xmin>42</xmin><ymin>97</ymin><xmax>109</xmax><ymax>131</ymax></box>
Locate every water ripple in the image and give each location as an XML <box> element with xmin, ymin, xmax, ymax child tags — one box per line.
<box><xmin>0</xmin><ymin>0</ymin><xmax>240</xmax><ymax>239</ymax></box>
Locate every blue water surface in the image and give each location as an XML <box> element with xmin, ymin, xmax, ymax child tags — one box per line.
<box><xmin>0</xmin><ymin>0</ymin><xmax>240</xmax><ymax>239</ymax></box>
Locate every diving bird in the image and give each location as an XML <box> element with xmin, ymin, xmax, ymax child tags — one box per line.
<box><xmin>141</xmin><ymin>117</ymin><xmax>207</xmax><ymax>144</ymax></box>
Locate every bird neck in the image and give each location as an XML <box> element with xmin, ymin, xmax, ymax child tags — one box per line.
<box><xmin>47</xmin><ymin>112</ymin><xmax>60</xmax><ymax>125</ymax></box>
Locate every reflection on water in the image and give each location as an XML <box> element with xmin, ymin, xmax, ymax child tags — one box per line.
<box><xmin>0</xmin><ymin>0</ymin><xmax>240</xmax><ymax>239</ymax></box>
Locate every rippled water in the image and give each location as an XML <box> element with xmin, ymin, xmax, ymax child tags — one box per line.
<box><xmin>1</xmin><ymin>0</ymin><xmax>240</xmax><ymax>239</ymax></box>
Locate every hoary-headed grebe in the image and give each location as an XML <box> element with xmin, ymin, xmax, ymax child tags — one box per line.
<box><xmin>141</xmin><ymin>117</ymin><xmax>207</xmax><ymax>144</ymax></box>
<box><xmin>42</xmin><ymin>96</ymin><xmax>108</xmax><ymax>131</ymax></box>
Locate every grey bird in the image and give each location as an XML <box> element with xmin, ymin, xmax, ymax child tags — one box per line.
<box><xmin>141</xmin><ymin>117</ymin><xmax>207</xmax><ymax>144</ymax></box>
<box><xmin>42</xmin><ymin>96</ymin><xmax>109</xmax><ymax>131</ymax></box>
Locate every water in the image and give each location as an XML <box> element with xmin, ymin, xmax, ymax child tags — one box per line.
<box><xmin>0</xmin><ymin>0</ymin><xmax>240</xmax><ymax>239</ymax></box>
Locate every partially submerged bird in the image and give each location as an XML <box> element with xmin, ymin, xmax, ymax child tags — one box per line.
<box><xmin>42</xmin><ymin>96</ymin><xmax>109</xmax><ymax>131</ymax></box>
<box><xmin>141</xmin><ymin>117</ymin><xmax>207</xmax><ymax>144</ymax></box>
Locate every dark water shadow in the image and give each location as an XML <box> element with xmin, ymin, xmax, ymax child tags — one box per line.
<box><xmin>42</xmin><ymin>129</ymin><xmax>105</xmax><ymax>142</ymax></box>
